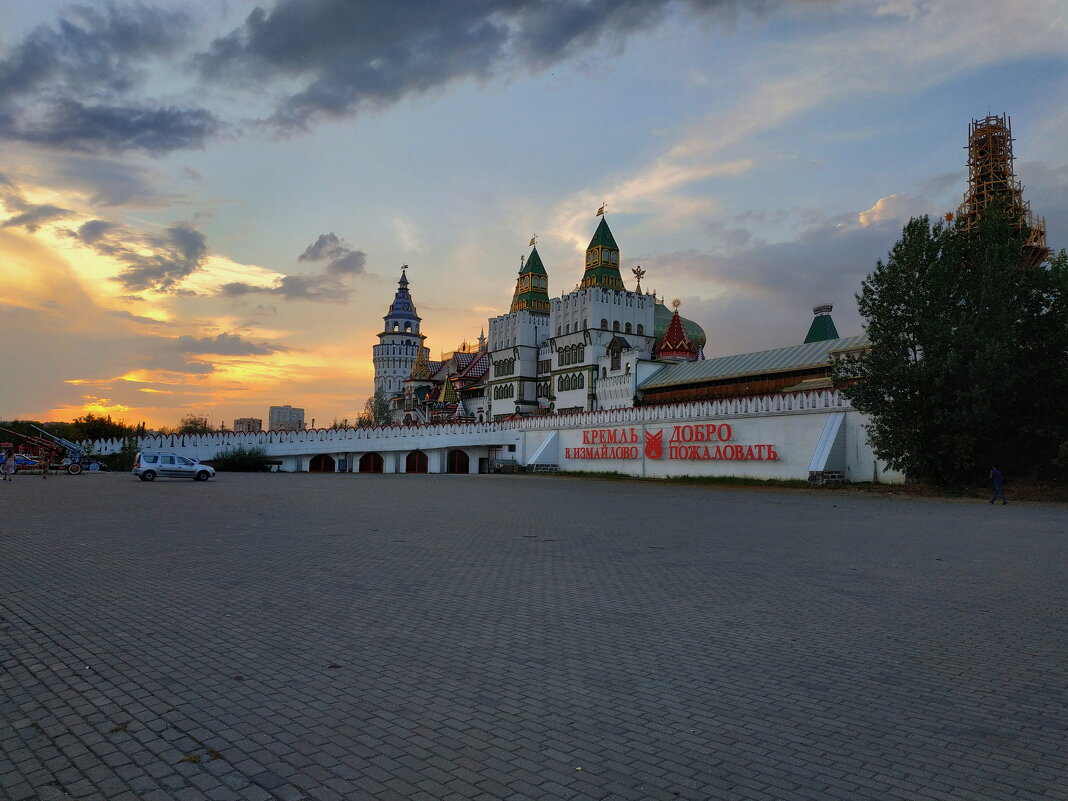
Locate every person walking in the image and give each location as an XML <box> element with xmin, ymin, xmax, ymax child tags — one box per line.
<box><xmin>2</xmin><ymin>449</ymin><xmax>14</xmax><ymax>481</ymax></box>
<box><xmin>989</xmin><ymin>466</ymin><xmax>1007</xmax><ymax>505</ymax></box>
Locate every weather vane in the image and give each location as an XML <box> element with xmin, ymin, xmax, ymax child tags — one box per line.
<box><xmin>529</xmin><ymin>233</ymin><xmax>537</xmax><ymax>247</ymax></box>
<box><xmin>632</xmin><ymin>265</ymin><xmax>646</xmax><ymax>293</ymax></box>
<box><xmin>596</xmin><ymin>202</ymin><xmax>607</xmax><ymax>217</ymax></box>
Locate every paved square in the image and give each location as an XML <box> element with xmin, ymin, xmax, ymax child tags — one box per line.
<box><xmin>2</xmin><ymin>473</ymin><xmax>1066</xmax><ymax>801</ymax></box>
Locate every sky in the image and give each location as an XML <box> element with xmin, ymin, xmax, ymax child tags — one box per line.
<box><xmin>1</xmin><ymin>0</ymin><xmax>1066</xmax><ymax>429</ymax></box>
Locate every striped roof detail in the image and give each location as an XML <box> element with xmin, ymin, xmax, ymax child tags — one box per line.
<box><xmin>638</xmin><ymin>333</ymin><xmax>869</xmax><ymax>390</ymax></box>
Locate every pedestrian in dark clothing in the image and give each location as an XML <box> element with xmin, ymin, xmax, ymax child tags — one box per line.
<box><xmin>989</xmin><ymin>467</ymin><xmax>1007</xmax><ymax>505</ymax></box>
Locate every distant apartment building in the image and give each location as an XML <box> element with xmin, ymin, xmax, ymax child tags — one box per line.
<box><xmin>233</xmin><ymin>418</ymin><xmax>263</xmax><ymax>433</ymax></box>
<box><xmin>268</xmin><ymin>405</ymin><xmax>306</xmax><ymax>431</ymax></box>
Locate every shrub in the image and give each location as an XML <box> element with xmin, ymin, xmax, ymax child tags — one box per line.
<box><xmin>209</xmin><ymin>445</ymin><xmax>271</xmax><ymax>472</ymax></box>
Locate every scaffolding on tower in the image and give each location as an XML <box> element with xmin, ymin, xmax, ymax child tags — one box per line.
<box><xmin>956</xmin><ymin>114</ymin><xmax>1049</xmax><ymax>268</ymax></box>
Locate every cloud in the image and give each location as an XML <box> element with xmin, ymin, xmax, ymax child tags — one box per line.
<box><xmin>641</xmin><ymin>203</ymin><xmax>926</xmax><ymax>353</ymax></box>
<box><xmin>0</xmin><ymin>172</ymin><xmax>74</xmax><ymax>231</ymax></box>
<box><xmin>197</xmin><ymin>0</ymin><xmax>782</xmax><ymax>131</ymax></box>
<box><xmin>51</xmin><ymin>156</ymin><xmax>181</xmax><ymax>207</ymax></box>
<box><xmin>1</xmin><ymin>203</ymin><xmax>73</xmax><ymax>232</ymax></box>
<box><xmin>68</xmin><ymin>218</ymin><xmax>209</xmax><ymax>292</ymax></box>
<box><xmin>0</xmin><ymin>2</ymin><xmax>220</xmax><ymax>154</ymax></box>
<box><xmin>169</xmin><ymin>332</ymin><xmax>285</xmax><ymax>356</ymax></box>
<box><xmin>858</xmin><ymin>193</ymin><xmax>913</xmax><ymax>227</ymax></box>
<box><xmin>220</xmin><ymin>274</ymin><xmax>351</xmax><ymax>302</ymax></box>
<box><xmin>298</xmin><ymin>231</ymin><xmax>367</xmax><ymax>275</ymax></box>
<box><xmin>5</xmin><ymin>100</ymin><xmax>221</xmax><ymax>155</ymax></box>
<box><xmin>218</xmin><ymin>231</ymin><xmax>367</xmax><ymax>301</ymax></box>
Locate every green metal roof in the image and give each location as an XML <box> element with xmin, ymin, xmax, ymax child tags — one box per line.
<box><xmin>587</xmin><ymin>217</ymin><xmax>618</xmax><ymax>250</ymax></box>
<box><xmin>804</xmin><ymin>313</ymin><xmax>839</xmax><ymax>343</ymax></box>
<box><xmin>654</xmin><ymin>302</ymin><xmax>706</xmax><ymax>349</ymax></box>
<box><xmin>522</xmin><ymin>246</ymin><xmax>548</xmax><ymax>275</ymax></box>
<box><xmin>638</xmin><ymin>333</ymin><xmax>870</xmax><ymax>391</ymax></box>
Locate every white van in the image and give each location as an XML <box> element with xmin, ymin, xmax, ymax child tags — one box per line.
<box><xmin>133</xmin><ymin>452</ymin><xmax>216</xmax><ymax>482</ymax></box>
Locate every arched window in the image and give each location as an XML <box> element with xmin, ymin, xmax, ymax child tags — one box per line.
<box><xmin>565</xmin><ymin>323</ymin><xmax>570</xmax><ymax>334</ymax></box>
<box><xmin>404</xmin><ymin>322</ymin><xmax>412</xmax><ymax>332</ymax></box>
<box><xmin>637</xmin><ymin>324</ymin><xmax>644</xmax><ymax>335</ymax></box>
<box><xmin>625</xmin><ymin>322</ymin><xmax>632</xmax><ymax>334</ymax></box>
<box><xmin>613</xmin><ymin>321</ymin><xmax>620</xmax><ymax>332</ymax></box>
<box><xmin>600</xmin><ymin>318</ymin><xmax>608</xmax><ymax>329</ymax></box>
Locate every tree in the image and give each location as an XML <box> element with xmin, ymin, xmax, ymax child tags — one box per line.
<box><xmin>356</xmin><ymin>389</ymin><xmax>394</xmax><ymax>427</ymax></box>
<box><xmin>834</xmin><ymin>206</ymin><xmax>1068</xmax><ymax>484</ymax></box>
<box><xmin>176</xmin><ymin>413</ymin><xmax>214</xmax><ymax>435</ymax></box>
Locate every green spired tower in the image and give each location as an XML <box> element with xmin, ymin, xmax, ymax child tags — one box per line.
<box><xmin>510</xmin><ymin>246</ymin><xmax>551</xmax><ymax>314</ymax></box>
<box><xmin>579</xmin><ymin>216</ymin><xmax>625</xmax><ymax>291</ymax></box>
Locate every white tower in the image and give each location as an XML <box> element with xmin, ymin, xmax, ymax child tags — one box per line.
<box><xmin>373</xmin><ymin>267</ymin><xmax>429</xmax><ymax>398</ymax></box>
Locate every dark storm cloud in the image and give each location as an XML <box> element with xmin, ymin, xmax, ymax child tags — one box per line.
<box><xmin>8</xmin><ymin>100</ymin><xmax>221</xmax><ymax>156</ymax></box>
<box><xmin>69</xmin><ymin>218</ymin><xmax>208</xmax><ymax>292</ymax></box>
<box><xmin>197</xmin><ymin>0</ymin><xmax>779</xmax><ymax>130</ymax></box>
<box><xmin>298</xmin><ymin>232</ymin><xmax>367</xmax><ymax>274</ymax></box>
<box><xmin>0</xmin><ymin>2</ymin><xmax>191</xmax><ymax>97</ymax></box>
<box><xmin>0</xmin><ymin>2</ymin><xmax>220</xmax><ymax>154</ymax></box>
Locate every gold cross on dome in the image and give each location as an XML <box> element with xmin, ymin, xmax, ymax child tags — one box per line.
<box><xmin>672</xmin><ymin>298</ymin><xmax>681</xmax><ymax>311</ymax></box>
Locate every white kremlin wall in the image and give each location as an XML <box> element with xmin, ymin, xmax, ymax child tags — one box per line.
<box><xmin>83</xmin><ymin>390</ymin><xmax>903</xmax><ymax>483</ymax></box>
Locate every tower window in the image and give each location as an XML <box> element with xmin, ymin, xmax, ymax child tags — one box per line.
<box><xmin>637</xmin><ymin>324</ymin><xmax>644</xmax><ymax>335</ymax></box>
<box><xmin>600</xmin><ymin>318</ymin><xmax>608</xmax><ymax>329</ymax></box>
<box><xmin>625</xmin><ymin>322</ymin><xmax>632</xmax><ymax>334</ymax></box>
<box><xmin>613</xmin><ymin>321</ymin><xmax>620</xmax><ymax>332</ymax></box>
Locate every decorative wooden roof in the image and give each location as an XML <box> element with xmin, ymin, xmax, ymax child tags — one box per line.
<box><xmin>654</xmin><ymin>304</ymin><xmax>699</xmax><ymax>361</ymax></box>
<box><xmin>409</xmin><ymin>347</ymin><xmax>431</xmax><ymax>379</ymax></box>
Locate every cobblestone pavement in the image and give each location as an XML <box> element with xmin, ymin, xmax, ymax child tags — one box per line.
<box><xmin>2</xmin><ymin>473</ymin><xmax>1066</xmax><ymax>801</ymax></box>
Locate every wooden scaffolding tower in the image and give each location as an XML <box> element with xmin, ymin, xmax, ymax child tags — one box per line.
<box><xmin>956</xmin><ymin>114</ymin><xmax>1049</xmax><ymax>267</ymax></box>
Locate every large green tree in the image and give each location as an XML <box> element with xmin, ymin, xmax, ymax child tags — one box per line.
<box><xmin>834</xmin><ymin>207</ymin><xmax>1068</xmax><ymax>484</ymax></box>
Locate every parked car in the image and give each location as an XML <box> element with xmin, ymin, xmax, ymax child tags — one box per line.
<box><xmin>133</xmin><ymin>452</ymin><xmax>216</xmax><ymax>481</ymax></box>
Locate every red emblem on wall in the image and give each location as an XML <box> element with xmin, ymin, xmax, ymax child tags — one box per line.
<box><xmin>644</xmin><ymin>429</ymin><xmax>663</xmax><ymax>459</ymax></box>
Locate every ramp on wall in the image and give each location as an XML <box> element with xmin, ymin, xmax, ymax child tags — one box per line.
<box><xmin>807</xmin><ymin>411</ymin><xmax>846</xmax><ymax>483</ymax></box>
